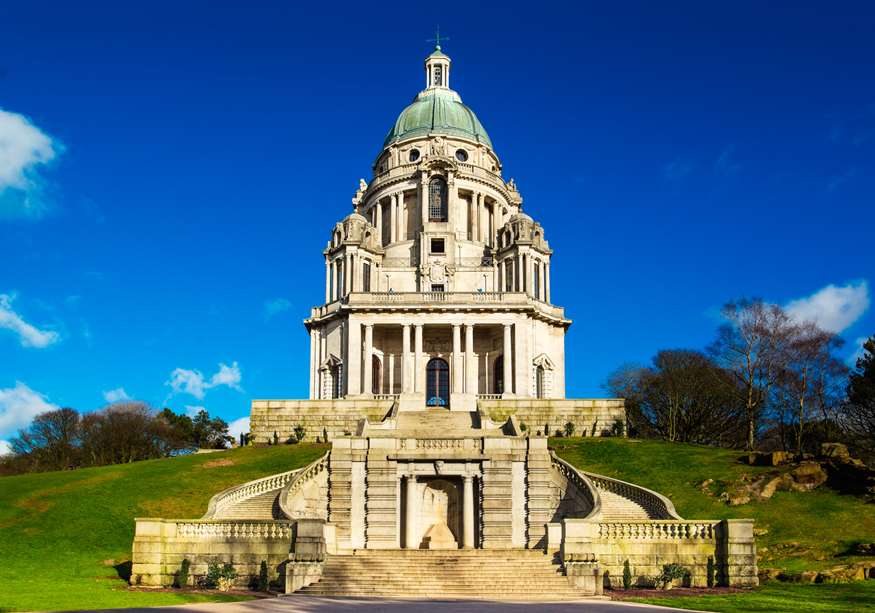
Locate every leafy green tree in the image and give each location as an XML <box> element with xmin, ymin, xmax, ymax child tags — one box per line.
<box><xmin>191</xmin><ymin>410</ymin><xmax>233</xmax><ymax>449</ymax></box>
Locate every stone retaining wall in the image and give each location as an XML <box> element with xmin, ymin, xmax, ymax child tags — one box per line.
<box><xmin>250</xmin><ymin>398</ymin><xmax>626</xmax><ymax>444</ymax></box>
<box><xmin>250</xmin><ymin>400</ymin><xmax>394</xmax><ymax>443</ymax></box>
<box><xmin>479</xmin><ymin>398</ymin><xmax>626</xmax><ymax>437</ymax></box>
<box><xmin>130</xmin><ymin>518</ymin><xmax>293</xmax><ymax>588</ymax></box>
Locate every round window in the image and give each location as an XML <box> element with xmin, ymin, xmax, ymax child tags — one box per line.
<box><xmin>409</xmin><ymin>149</ymin><xmax>420</xmax><ymax>162</ymax></box>
<box><xmin>455</xmin><ymin>149</ymin><xmax>469</xmax><ymax>162</ymax></box>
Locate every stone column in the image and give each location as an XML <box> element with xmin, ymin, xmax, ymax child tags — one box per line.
<box><xmin>463</xmin><ymin>475</ymin><xmax>475</xmax><ymax>549</ymax></box>
<box><xmin>477</xmin><ymin>194</ymin><xmax>485</xmax><ymax>243</ymax></box>
<box><xmin>309</xmin><ymin>327</ymin><xmax>318</xmax><ymax>399</ymax></box>
<box><xmin>452</xmin><ymin>324</ymin><xmax>463</xmax><ymax>393</ymax></box>
<box><xmin>546</xmin><ymin>262</ymin><xmax>551</xmax><ymax>303</ymax></box>
<box><xmin>324</xmin><ymin>258</ymin><xmax>330</xmax><ymax>304</ymax></box>
<box><xmin>401</xmin><ymin>324</ymin><xmax>411</xmax><ymax>393</ymax></box>
<box><xmin>347</xmin><ymin>320</ymin><xmax>362</xmax><ymax>395</ymax></box>
<box><xmin>420</xmin><ymin>175</ymin><xmax>429</xmax><ymax>227</ymax></box>
<box><xmin>405</xmin><ymin>474</ymin><xmax>418</xmax><ymax>549</ymax></box>
<box><xmin>465</xmin><ymin>323</ymin><xmax>475</xmax><ymax>394</ymax></box>
<box><xmin>388</xmin><ymin>353</ymin><xmax>395</xmax><ymax>394</ymax></box>
<box><xmin>414</xmin><ymin>324</ymin><xmax>424</xmax><ymax>393</ymax></box>
<box><xmin>398</xmin><ymin>192</ymin><xmax>405</xmax><ymax>241</ymax></box>
<box><xmin>503</xmin><ymin>323</ymin><xmax>513</xmax><ymax>395</ymax></box>
<box><xmin>376</xmin><ymin>200</ymin><xmax>383</xmax><ymax>244</ymax></box>
<box><xmin>390</xmin><ymin>194</ymin><xmax>397</xmax><ymax>243</ymax></box>
<box><xmin>363</xmin><ymin>324</ymin><xmax>374</xmax><ymax>396</ymax></box>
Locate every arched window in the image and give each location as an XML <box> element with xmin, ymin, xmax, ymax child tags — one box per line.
<box><xmin>426</xmin><ymin>358</ymin><xmax>450</xmax><ymax>407</ymax></box>
<box><xmin>536</xmin><ymin>365</ymin><xmax>546</xmax><ymax>398</ymax></box>
<box><xmin>428</xmin><ymin>177</ymin><xmax>448</xmax><ymax>222</ymax></box>
<box><xmin>493</xmin><ymin>356</ymin><xmax>504</xmax><ymax>395</ymax></box>
<box><xmin>533</xmin><ymin>262</ymin><xmax>541</xmax><ymax>300</ymax></box>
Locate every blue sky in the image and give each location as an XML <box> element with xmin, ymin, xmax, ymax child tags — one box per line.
<box><xmin>2</xmin><ymin>1</ymin><xmax>874</xmax><ymax>449</ymax></box>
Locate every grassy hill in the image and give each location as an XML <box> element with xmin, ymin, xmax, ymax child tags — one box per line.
<box><xmin>1</xmin><ymin>438</ymin><xmax>872</xmax><ymax>612</ymax></box>
<box><xmin>0</xmin><ymin>444</ymin><xmax>326</xmax><ymax>612</ymax></box>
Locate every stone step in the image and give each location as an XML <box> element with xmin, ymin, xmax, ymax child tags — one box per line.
<box><xmin>212</xmin><ymin>489</ymin><xmax>283</xmax><ymax>520</ymax></box>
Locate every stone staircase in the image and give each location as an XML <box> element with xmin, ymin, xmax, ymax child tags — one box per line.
<box><xmin>211</xmin><ymin>489</ymin><xmax>284</xmax><ymax>520</ymax></box>
<box><xmin>596</xmin><ymin>489</ymin><xmax>651</xmax><ymax>521</ymax></box>
<box><xmin>296</xmin><ymin>550</ymin><xmax>589</xmax><ymax>599</ymax></box>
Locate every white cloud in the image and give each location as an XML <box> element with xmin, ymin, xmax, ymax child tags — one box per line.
<box><xmin>165</xmin><ymin>362</ymin><xmax>243</xmax><ymax>400</ymax></box>
<box><xmin>785</xmin><ymin>281</ymin><xmax>870</xmax><ymax>334</ymax></box>
<box><xmin>185</xmin><ymin>405</ymin><xmax>206</xmax><ymax>417</ymax></box>
<box><xmin>264</xmin><ymin>298</ymin><xmax>291</xmax><ymax>319</ymax></box>
<box><xmin>228</xmin><ymin>416</ymin><xmax>250</xmax><ymax>441</ymax></box>
<box><xmin>0</xmin><ymin>108</ymin><xmax>60</xmax><ymax>220</ymax></box>
<box><xmin>102</xmin><ymin>387</ymin><xmax>130</xmax><ymax>403</ymax></box>
<box><xmin>0</xmin><ymin>293</ymin><xmax>60</xmax><ymax>348</ymax></box>
<box><xmin>0</xmin><ymin>439</ymin><xmax>11</xmax><ymax>455</ymax></box>
<box><xmin>0</xmin><ymin>381</ymin><xmax>59</xmax><ymax>437</ymax></box>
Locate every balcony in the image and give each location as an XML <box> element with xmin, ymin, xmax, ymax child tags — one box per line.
<box><xmin>309</xmin><ymin>292</ymin><xmax>567</xmax><ymax>323</ymax></box>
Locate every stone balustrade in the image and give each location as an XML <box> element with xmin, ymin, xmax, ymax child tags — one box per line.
<box><xmin>582</xmin><ymin>472</ymin><xmax>680</xmax><ymax>519</ymax></box>
<box><xmin>309</xmin><ymin>292</ymin><xmax>566</xmax><ymax>322</ymax></box>
<box><xmin>203</xmin><ymin>469</ymin><xmax>299</xmax><ymax>519</ymax></box>
<box><xmin>595</xmin><ymin>520</ymin><xmax>718</xmax><ymax>541</ymax></box>
<box><xmin>279</xmin><ymin>451</ymin><xmax>330</xmax><ymax>520</ymax></box>
<box><xmin>131</xmin><ymin>518</ymin><xmax>294</xmax><ymax>587</ymax></box>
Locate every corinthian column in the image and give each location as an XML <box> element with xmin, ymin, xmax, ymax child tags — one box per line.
<box><xmin>503</xmin><ymin>323</ymin><xmax>513</xmax><ymax>395</ymax></box>
<box><xmin>452</xmin><ymin>324</ymin><xmax>462</xmax><ymax>393</ymax></box>
<box><xmin>405</xmin><ymin>473</ymin><xmax>418</xmax><ymax>548</ymax></box>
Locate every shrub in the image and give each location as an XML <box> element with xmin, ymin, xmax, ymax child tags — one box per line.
<box><xmin>564</xmin><ymin>421</ymin><xmax>575</xmax><ymax>437</ymax></box>
<box><xmin>655</xmin><ymin>563</ymin><xmax>689</xmax><ymax>589</ymax></box>
<box><xmin>173</xmin><ymin>558</ymin><xmax>190</xmax><ymax>589</ymax></box>
<box><xmin>554</xmin><ymin>429</ymin><xmax>564</xmax><ymax>438</ymax></box>
<box><xmin>707</xmin><ymin>556</ymin><xmax>715</xmax><ymax>588</ymax></box>
<box><xmin>258</xmin><ymin>560</ymin><xmax>269</xmax><ymax>592</ymax></box>
<box><xmin>520</xmin><ymin>422</ymin><xmax>528</xmax><ymax>432</ymax></box>
<box><xmin>200</xmin><ymin>562</ymin><xmax>236</xmax><ymax>591</ymax></box>
<box><xmin>622</xmin><ymin>559</ymin><xmax>632</xmax><ymax>589</ymax></box>
<box><xmin>272</xmin><ymin>431</ymin><xmax>279</xmax><ymax>446</ymax></box>
<box><xmin>293</xmin><ymin>424</ymin><xmax>306</xmax><ymax>443</ymax></box>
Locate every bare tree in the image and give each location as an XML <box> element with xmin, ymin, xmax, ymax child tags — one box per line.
<box><xmin>708</xmin><ymin>299</ymin><xmax>796</xmax><ymax>451</ymax></box>
<box><xmin>776</xmin><ymin>322</ymin><xmax>847</xmax><ymax>455</ymax></box>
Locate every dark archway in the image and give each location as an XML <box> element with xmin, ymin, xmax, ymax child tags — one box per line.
<box><xmin>372</xmin><ymin>355</ymin><xmax>382</xmax><ymax>395</ymax></box>
<box><xmin>426</xmin><ymin>358</ymin><xmax>450</xmax><ymax>407</ymax></box>
<box><xmin>493</xmin><ymin>356</ymin><xmax>504</xmax><ymax>395</ymax></box>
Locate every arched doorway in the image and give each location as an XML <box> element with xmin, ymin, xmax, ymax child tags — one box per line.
<box><xmin>493</xmin><ymin>356</ymin><xmax>504</xmax><ymax>394</ymax></box>
<box><xmin>426</xmin><ymin>358</ymin><xmax>449</xmax><ymax>407</ymax></box>
<box><xmin>372</xmin><ymin>355</ymin><xmax>382</xmax><ymax>395</ymax></box>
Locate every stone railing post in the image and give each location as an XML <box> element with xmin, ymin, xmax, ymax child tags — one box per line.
<box><xmin>718</xmin><ymin>519</ymin><xmax>758</xmax><ymax>587</ymax></box>
<box><xmin>286</xmin><ymin>518</ymin><xmax>327</xmax><ymax>593</ymax></box>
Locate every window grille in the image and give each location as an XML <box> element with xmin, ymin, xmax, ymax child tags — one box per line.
<box><xmin>428</xmin><ymin>177</ymin><xmax>448</xmax><ymax>221</ymax></box>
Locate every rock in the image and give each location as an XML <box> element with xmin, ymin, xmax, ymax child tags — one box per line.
<box><xmin>852</xmin><ymin>542</ymin><xmax>875</xmax><ymax>556</ymax></box>
<box><xmin>725</xmin><ymin>486</ymin><xmax>751</xmax><ymax>506</ymax></box>
<box><xmin>800</xmin><ymin>571</ymin><xmax>819</xmax><ymax>583</ymax></box>
<box><xmin>820</xmin><ymin>442</ymin><xmax>850</xmax><ymax>461</ymax></box>
<box><xmin>699</xmin><ymin>478</ymin><xmax>714</xmax><ymax>492</ymax></box>
<box><xmin>758</xmin><ymin>568</ymin><xmax>782</xmax><ymax>582</ymax></box>
<box><xmin>754</xmin><ymin>527</ymin><xmax>770</xmax><ymax>536</ymax></box>
<box><xmin>771</xmin><ymin>451</ymin><xmax>793</xmax><ymax>466</ymax></box>
<box><xmin>757</xmin><ymin>476</ymin><xmax>785</xmax><ymax>499</ymax></box>
<box><xmin>788</xmin><ymin>462</ymin><xmax>828</xmax><ymax>491</ymax></box>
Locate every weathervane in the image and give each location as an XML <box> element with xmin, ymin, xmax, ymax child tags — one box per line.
<box><xmin>427</xmin><ymin>26</ymin><xmax>449</xmax><ymax>50</ymax></box>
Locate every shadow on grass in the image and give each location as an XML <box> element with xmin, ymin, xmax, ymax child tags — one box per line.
<box><xmin>114</xmin><ymin>560</ymin><xmax>133</xmax><ymax>582</ymax></box>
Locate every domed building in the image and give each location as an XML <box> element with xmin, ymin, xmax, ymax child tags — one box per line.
<box><xmin>303</xmin><ymin>46</ymin><xmax>579</xmax><ymax>412</ymax></box>
<box><xmin>130</xmin><ymin>46</ymin><xmax>757</xmax><ymax>599</ymax></box>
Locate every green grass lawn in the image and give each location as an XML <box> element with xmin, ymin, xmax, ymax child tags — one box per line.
<box><xmin>0</xmin><ymin>444</ymin><xmax>326</xmax><ymax>612</ymax></box>
<box><xmin>628</xmin><ymin>581</ymin><xmax>875</xmax><ymax>613</ymax></box>
<box><xmin>553</xmin><ymin>437</ymin><xmax>875</xmax><ymax>612</ymax></box>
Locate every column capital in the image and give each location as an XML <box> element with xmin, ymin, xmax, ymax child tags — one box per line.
<box><xmin>463</xmin><ymin>474</ymin><xmax>474</xmax><ymax>484</ymax></box>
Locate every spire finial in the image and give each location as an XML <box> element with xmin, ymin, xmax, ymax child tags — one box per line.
<box><xmin>426</xmin><ymin>25</ymin><xmax>449</xmax><ymax>51</ymax></box>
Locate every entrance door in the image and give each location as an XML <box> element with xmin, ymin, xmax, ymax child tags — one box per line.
<box><xmin>426</xmin><ymin>358</ymin><xmax>449</xmax><ymax>407</ymax></box>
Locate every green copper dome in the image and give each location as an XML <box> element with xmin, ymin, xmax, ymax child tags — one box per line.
<box><xmin>383</xmin><ymin>89</ymin><xmax>492</xmax><ymax>149</ymax></box>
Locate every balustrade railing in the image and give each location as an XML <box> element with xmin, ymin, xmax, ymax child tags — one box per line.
<box><xmin>595</xmin><ymin>520</ymin><xmax>718</xmax><ymax>541</ymax></box>
<box><xmin>203</xmin><ymin>469</ymin><xmax>300</xmax><ymax>519</ymax></box>
<box><xmin>550</xmin><ymin>452</ymin><xmax>599</xmax><ymax>517</ymax></box>
<box><xmin>174</xmin><ymin>520</ymin><xmax>293</xmax><ymax>539</ymax></box>
<box><xmin>583</xmin><ymin>472</ymin><xmax>680</xmax><ymax>520</ymax></box>
<box><xmin>279</xmin><ymin>451</ymin><xmax>330</xmax><ymax>519</ymax></box>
